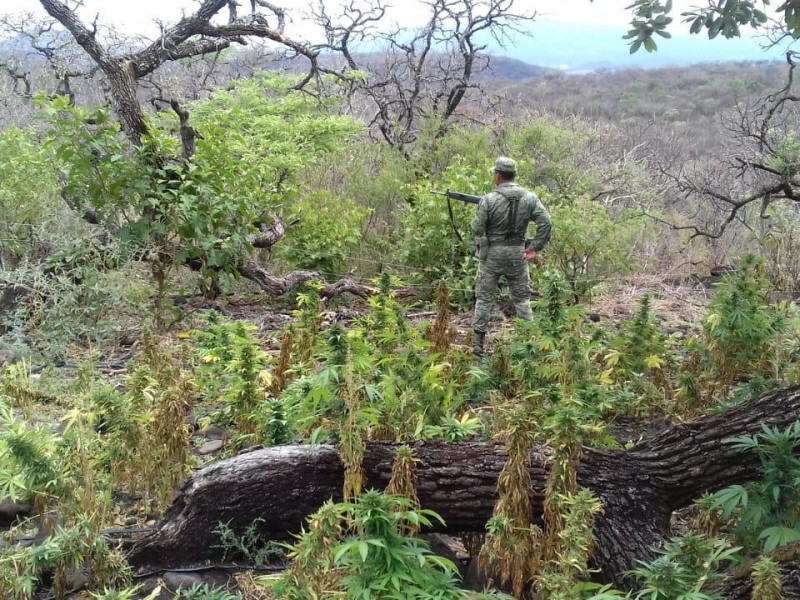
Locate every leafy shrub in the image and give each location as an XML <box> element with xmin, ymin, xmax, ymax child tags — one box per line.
<box><xmin>274</xmin><ymin>192</ymin><xmax>368</xmax><ymax>279</ymax></box>
<box><xmin>268</xmin><ymin>490</ymin><xmax>505</xmax><ymax>600</ymax></box>
<box><xmin>41</xmin><ymin>74</ymin><xmax>361</xmax><ymax>292</ymax></box>
<box><xmin>542</xmin><ymin>198</ymin><xmax>635</xmax><ymax>300</ymax></box>
<box><xmin>175</xmin><ymin>584</ymin><xmax>242</xmax><ymax>600</ymax></box>
<box><xmin>400</xmin><ymin>162</ymin><xmax>485</xmax><ymax>306</ymax></box>
<box><xmin>711</xmin><ymin>421</ymin><xmax>800</xmax><ymax>553</ymax></box>
<box><xmin>506</xmin><ymin>118</ymin><xmax>595</xmax><ymax>199</ymax></box>
<box><xmin>0</xmin><ymin>126</ymin><xmax>75</xmax><ymax>268</ymax></box>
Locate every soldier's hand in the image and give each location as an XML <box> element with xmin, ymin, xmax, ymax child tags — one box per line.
<box><xmin>523</xmin><ymin>249</ymin><xmax>537</xmax><ymax>263</ymax></box>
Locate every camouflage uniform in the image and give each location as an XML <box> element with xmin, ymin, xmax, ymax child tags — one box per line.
<box><xmin>471</xmin><ymin>158</ymin><xmax>552</xmax><ymax>344</ymax></box>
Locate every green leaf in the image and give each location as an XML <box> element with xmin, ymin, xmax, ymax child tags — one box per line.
<box><xmin>358</xmin><ymin>540</ymin><xmax>370</xmax><ymax>562</ymax></box>
<box><xmin>709</xmin><ymin>17</ymin><xmax>724</xmax><ymax>38</ymax></box>
<box><xmin>711</xmin><ymin>484</ymin><xmax>748</xmax><ymax>517</ymax></box>
<box><xmin>759</xmin><ymin>526</ymin><xmax>800</xmax><ymax>552</ymax></box>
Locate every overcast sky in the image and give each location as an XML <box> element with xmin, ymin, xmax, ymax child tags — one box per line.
<box><xmin>2</xmin><ymin>0</ymin><xmax>762</xmax><ymax>39</ymax></box>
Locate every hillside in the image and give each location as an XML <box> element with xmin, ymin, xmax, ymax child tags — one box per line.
<box><xmin>490</xmin><ymin>19</ymin><xmax>788</xmax><ymax>72</ymax></box>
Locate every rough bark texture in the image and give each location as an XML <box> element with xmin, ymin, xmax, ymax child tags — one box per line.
<box><xmin>238</xmin><ymin>263</ymin><xmax>373</xmax><ymax>299</ymax></box>
<box><xmin>711</xmin><ymin>544</ymin><xmax>800</xmax><ymax>598</ymax></box>
<box><xmin>0</xmin><ymin>283</ymin><xmax>29</xmax><ymax>332</ymax></box>
<box><xmin>127</xmin><ymin>385</ymin><xmax>800</xmax><ymax>586</ymax></box>
<box><xmin>719</xmin><ymin>566</ymin><xmax>800</xmax><ymax>599</ymax></box>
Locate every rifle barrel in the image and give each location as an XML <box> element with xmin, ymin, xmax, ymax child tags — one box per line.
<box><xmin>432</xmin><ymin>190</ymin><xmax>481</xmax><ymax>205</ymax></box>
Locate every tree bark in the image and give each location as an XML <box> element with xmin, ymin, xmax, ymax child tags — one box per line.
<box><xmin>126</xmin><ymin>385</ymin><xmax>800</xmax><ymax>585</ymax></box>
<box><xmin>0</xmin><ymin>283</ymin><xmax>29</xmax><ymax>332</ymax></box>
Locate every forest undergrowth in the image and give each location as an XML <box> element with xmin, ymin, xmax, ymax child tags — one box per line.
<box><xmin>1</xmin><ymin>255</ymin><xmax>800</xmax><ymax>599</ymax></box>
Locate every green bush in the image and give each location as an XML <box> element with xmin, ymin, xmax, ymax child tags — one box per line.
<box><xmin>541</xmin><ymin>199</ymin><xmax>635</xmax><ymax>300</ymax></box>
<box><xmin>274</xmin><ymin>192</ymin><xmax>368</xmax><ymax>279</ymax></box>
<box><xmin>42</xmin><ymin>74</ymin><xmax>362</xmax><ymax>289</ymax></box>
<box><xmin>0</xmin><ymin>127</ymin><xmax>70</xmax><ymax>268</ymax></box>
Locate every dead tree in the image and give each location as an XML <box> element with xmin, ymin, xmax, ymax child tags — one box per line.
<box><xmin>0</xmin><ymin>11</ymin><xmax>101</xmax><ymax>126</ymax></box>
<box><xmin>652</xmin><ymin>52</ymin><xmax>800</xmax><ymax>242</ymax></box>
<box><xmin>312</xmin><ymin>0</ymin><xmax>533</xmax><ymax>157</ymax></box>
<box><xmin>128</xmin><ymin>384</ymin><xmax>800</xmax><ymax>587</ymax></box>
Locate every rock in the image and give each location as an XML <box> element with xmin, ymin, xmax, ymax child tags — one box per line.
<box><xmin>0</xmin><ymin>498</ymin><xmax>34</xmax><ymax>527</ymax></box>
<box><xmin>462</xmin><ymin>557</ymin><xmax>512</xmax><ymax>595</ymax></box>
<box><xmin>192</xmin><ymin>425</ymin><xmax>227</xmax><ymax>441</ymax></box>
<box><xmin>162</xmin><ymin>571</ymin><xmax>207</xmax><ymax>592</ymax></box>
<box><xmin>420</xmin><ymin>533</ymin><xmax>469</xmax><ymax>576</ymax></box>
<box><xmin>118</xmin><ymin>333</ymin><xmax>138</xmax><ymax>347</ymax></box>
<box><xmin>198</xmin><ymin>439</ymin><xmax>224</xmax><ymax>455</ymax></box>
<box><xmin>0</xmin><ymin>349</ymin><xmax>18</xmax><ymax>368</ymax></box>
<box><xmin>66</xmin><ymin>565</ymin><xmax>91</xmax><ymax>591</ymax></box>
<box><xmin>184</xmin><ymin>411</ymin><xmax>197</xmax><ymax>429</ymax></box>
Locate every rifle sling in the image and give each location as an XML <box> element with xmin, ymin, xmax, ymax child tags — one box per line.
<box><xmin>447</xmin><ymin>195</ymin><xmax>469</xmax><ymax>248</ymax></box>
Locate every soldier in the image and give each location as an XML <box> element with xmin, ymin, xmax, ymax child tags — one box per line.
<box><xmin>471</xmin><ymin>156</ymin><xmax>552</xmax><ymax>357</ymax></box>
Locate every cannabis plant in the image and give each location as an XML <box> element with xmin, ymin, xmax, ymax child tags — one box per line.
<box><xmin>711</xmin><ymin>421</ymin><xmax>800</xmax><ymax>553</ymax></box>
<box><xmin>702</xmin><ymin>255</ymin><xmax>785</xmax><ymax>394</ymax></box>
<box><xmin>269</xmin><ymin>491</ymin><xmax>507</xmax><ymax>600</ymax></box>
<box><xmin>175</xmin><ymin>583</ymin><xmax>243</xmax><ymax>600</ymax></box>
<box><xmin>625</xmin><ymin>534</ymin><xmax>738</xmax><ymax>600</ymax></box>
<box><xmin>751</xmin><ymin>555</ymin><xmax>784</xmax><ymax>600</ymax></box>
<box><xmin>335</xmin><ymin>491</ymin><xmax>465</xmax><ymax>600</ymax></box>
<box><xmin>479</xmin><ymin>402</ymin><xmax>542</xmax><ymax>598</ymax></box>
<box><xmin>534</xmin><ymin>489</ymin><xmax>603</xmax><ymax>599</ymax></box>
<box><xmin>0</xmin><ymin>401</ymin><xmax>65</xmax><ymax>521</ymax></box>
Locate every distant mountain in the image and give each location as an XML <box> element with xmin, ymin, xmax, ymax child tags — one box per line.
<box><xmin>489</xmin><ymin>19</ymin><xmax>788</xmax><ymax>72</ymax></box>
<box><xmin>481</xmin><ymin>55</ymin><xmax>553</xmax><ymax>80</ymax></box>
<box><xmin>1</xmin><ymin>17</ymin><xmax>787</xmax><ymax>80</ymax></box>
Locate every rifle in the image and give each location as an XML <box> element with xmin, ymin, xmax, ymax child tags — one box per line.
<box><xmin>431</xmin><ymin>190</ymin><xmax>481</xmax><ymax>205</ymax></box>
<box><xmin>432</xmin><ymin>190</ymin><xmax>482</xmax><ymax>248</ymax></box>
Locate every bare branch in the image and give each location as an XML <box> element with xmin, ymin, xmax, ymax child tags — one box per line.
<box><xmin>252</xmin><ymin>0</ymin><xmax>286</xmax><ymax>32</ymax></box>
<box><xmin>239</xmin><ymin>262</ymin><xmax>374</xmax><ymax>299</ymax></box>
<box><xmin>646</xmin><ymin>57</ymin><xmax>800</xmax><ymax>240</ymax></box>
<box><xmin>0</xmin><ymin>59</ymin><xmax>32</xmax><ymax>97</ymax></box>
<box><xmin>248</xmin><ymin>213</ymin><xmax>286</xmax><ymax>249</ymax></box>
<box><xmin>170</xmin><ymin>99</ymin><xmax>200</xmax><ymax>160</ymax></box>
<box><xmin>313</xmin><ymin>0</ymin><xmax>534</xmax><ymax>153</ymax></box>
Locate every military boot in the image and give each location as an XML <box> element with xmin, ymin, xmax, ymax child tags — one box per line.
<box><xmin>473</xmin><ymin>330</ymin><xmax>486</xmax><ymax>359</ymax></box>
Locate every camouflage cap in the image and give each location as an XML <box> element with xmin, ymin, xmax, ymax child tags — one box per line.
<box><xmin>490</xmin><ymin>156</ymin><xmax>517</xmax><ymax>175</ymax></box>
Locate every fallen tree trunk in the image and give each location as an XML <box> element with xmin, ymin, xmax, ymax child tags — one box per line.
<box><xmin>709</xmin><ymin>543</ymin><xmax>800</xmax><ymax>598</ymax></box>
<box><xmin>127</xmin><ymin>385</ymin><xmax>800</xmax><ymax>585</ymax></box>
